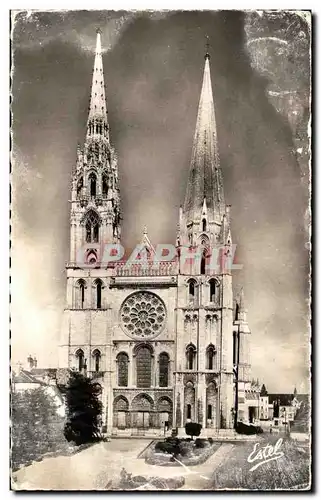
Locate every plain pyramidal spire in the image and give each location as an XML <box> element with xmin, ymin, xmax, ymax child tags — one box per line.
<box><xmin>86</xmin><ymin>30</ymin><xmax>109</xmax><ymax>140</ymax></box>
<box><xmin>183</xmin><ymin>42</ymin><xmax>225</xmax><ymax>224</ymax></box>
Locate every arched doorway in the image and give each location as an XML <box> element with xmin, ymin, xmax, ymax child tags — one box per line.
<box><xmin>206</xmin><ymin>382</ymin><xmax>218</xmax><ymax>428</ymax></box>
<box><xmin>184</xmin><ymin>382</ymin><xmax>195</xmax><ymax>422</ymax></box>
<box><xmin>131</xmin><ymin>394</ymin><xmax>153</xmax><ymax>429</ymax></box>
<box><xmin>113</xmin><ymin>396</ymin><xmax>129</xmax><ymax>429</ymax></box>
<box><xmin>157</xmin><ymin>397</ymin><xmax>173</xmax><ymax>429</ymax></box>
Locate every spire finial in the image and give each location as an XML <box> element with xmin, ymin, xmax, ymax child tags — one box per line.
<box><xmin>96</xmin><ymin>27</ymin><xmax>102</xmax><ymax>35</ymax></box>
<box><xmin>205</xmin><ymin>35</ymin><xmax>210</xmax><ymax>60</ymax></box>
<box><xmin>143</xmin><ymin>225</ymin><xmax>148</xmax><ymax>236</ymax></box>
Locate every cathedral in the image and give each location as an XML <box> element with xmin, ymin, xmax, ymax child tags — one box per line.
<box><xmin>59</xmin><ymin>31</ymin><xmax>253</xmax><ymax>436</ymax></box>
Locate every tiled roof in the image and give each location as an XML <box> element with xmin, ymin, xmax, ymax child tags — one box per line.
<box><xmin>12</xmin><ymin>370</ymin><xmax>43</xmax><ymax>385</ymax></box>
<box><xmin>268</xmin><ymin>393</ymin><xmax>294</xmax><ymax>406</ymax></box>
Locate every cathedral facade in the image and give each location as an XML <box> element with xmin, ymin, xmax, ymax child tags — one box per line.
<box><xmin>59</xmin><ymin>31</ymin><xmax>252</xmax><ymax>436</ymax></box>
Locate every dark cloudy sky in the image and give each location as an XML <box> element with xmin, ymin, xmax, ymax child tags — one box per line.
<box><xmin>11</xmin><ymin>10</ymin><xmax>310</xmax><ymax>393</ymax></box>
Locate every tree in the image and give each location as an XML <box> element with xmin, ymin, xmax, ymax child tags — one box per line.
<box><xmin>11</xmin><ymin>387</ymin><xmax>63</xmax><ymax>470</ymax></box>
<box><xmin>185</xmin><ymin>422</ymin><xmax>202</xmax><ymax>440</ymax></box>
<box><xmin>64</xmin><ymin>371</ymin><xmax>103</xmax><ymax>445</ymax></box>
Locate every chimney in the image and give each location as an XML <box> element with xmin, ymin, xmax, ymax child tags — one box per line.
<box><xmin>33</xmin><ymin>357</ymin><xmax>37</xmax><ymax>368</ymax></box>
<box><xmin>27</xmin><ymin>354</ymin><xmax>34</xmax><ymax>370</ymax></box>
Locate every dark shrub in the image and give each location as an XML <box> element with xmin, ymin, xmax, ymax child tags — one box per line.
<box><xmin>155</xmin><ymin>441</ymin><xmax>178</xmax><ymax>455</ymax></box>
<box><xmin>236</xmin><ymin>422</ymin><xmax>262</xmax><ymax>435</ymax></box>
<box><xmin>178</xmin><ymin>442</ymin><xmax>191</xmax><ymax>457</ymax></box>
<box><xmin>185</xmin><ymin>422</ymin><xmax>202</xmax><ymax>439</ymax></box>
<box><xmin>208</xmin><ymin>437</ymin><xmax>214</xmax><ymax>444</ymax></box>
<box><xmin>195</xmin><ymin>438</ymin><xmax>207</xmax><ymax>448</ymax></box>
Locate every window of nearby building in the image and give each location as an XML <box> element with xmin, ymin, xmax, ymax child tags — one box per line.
<box><xmin>207</xmin><ymin>404</ymin><xmax>212</xmax><ymax>420</ymax></box>
<box><xmin>187</xmin><ymin>404</ymin><xmax>192</xmax><ymax>419</ymax></box>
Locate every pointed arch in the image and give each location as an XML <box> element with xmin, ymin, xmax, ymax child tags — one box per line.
<box><xmin>186</xmin><ymin>343</ymin><xmax>197</xmax><ymax>370</ymax></box>
<box><xmin>75</xmin><ymin>348</ymin><xmax>85</xmax><ymax>372</ymax></box>
<box><xmin>134</xmin><ymin>344</ymin><xmax>153</xmax><ymax>388</ymax></box>
<box><xmin>84</xmin><ymin>209</ymin><xmax>100</xmax><ymax>243</ymax></box>
<box><xmin>208</xmin><ymin>278</ymin><xmax>216</xmax><ymax>302</ymax></box>
<box><xmin>75</xmin><ymin>279</ymin><xmax>86</xmax><ymax>309</ymax></box>
<box><xmin>184</xmin><ymin>381</ymin><xmax>195</xmax><ymax>421</ymax></box>
<box><xmin>187</xmin><ymin>278</ymin><xmax>198</xmax><ymax>305</ymax></box>
<box><xmin>114</xmin><ymin>395</ymin><xmax>129</xmax><ymax>411</ymax></box>
<box><xmin>201</xmin><ymin>248</ymin><xmax>207</xmax><ymax>275</ymax></box>
<box><xmin>93</xmin><ymin>278</ymin><xmax>103</xmax><ymax>309</ymax></box>
<box><xmin>102</xmin><ymin>173</ymin><xmax>108</xmax><ymax>197</ymax></box>
<box><xmin>92</xmin><ymin>349</ymin><xmax>101</xmax><ymax>372</ymax></box>
<box><xmin>116</xmin><ymin>352</ymin><xmax>129</xmax><ymax>387</ymax></box>
<box><xmin>88</xmin><ymin>172</ymin><xmax>97</xmax><ymax>197</ymax></box>
<box><xmin>158</xmin><ymin>352</ymin><xmax>170</xmax><ymax>387</ymax></box>
<box><xmin>206</xmin><ymin>382</ymin><xmax>218</xmax><ymax>427</ymax></box>
<box><xmin>132</xmin><ymin>393</ymin><xmax>154</xmax><ymax>411</ymax></box>
<box><xmin>206</xmin><ymin>344</ymin><xmax>217</xmax><ymax>370</ymax></box>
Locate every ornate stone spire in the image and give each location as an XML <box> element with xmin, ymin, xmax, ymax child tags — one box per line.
<box><xmin>86</xmin><ymin>29</ymin><xmax>109</xmax><ymax>142</ymax></box>
<box><xmin>183</xmin><ymin>47</ymin><xmax>225</xmax><ymax>224</ymax></box>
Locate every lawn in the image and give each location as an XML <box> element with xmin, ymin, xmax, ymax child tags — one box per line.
<box><xmin>211</xmin><ymin>435</ymin><xmax>311</xmax><ymax>490</ymax></box>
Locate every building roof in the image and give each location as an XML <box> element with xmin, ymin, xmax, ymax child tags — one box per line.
<box><xmin>268</xmin><ymin>393</ymin><xmax>295</xmax><ymax>406</ymax></box>
<box><xmin>12</xmin><ymin>370</ymin><xmax>44</xmax><ymax>385</ymax></box>
<box><xmin>30</xmin><ymin>368</ymin><xmax>57</xmax><ymax>378</ymax></box>
<box><xmin>183</xmin><ymin>52</ymin><xmax>225</xmax><ymax>224</ymax></box>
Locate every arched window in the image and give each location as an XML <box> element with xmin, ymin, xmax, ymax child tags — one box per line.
<box><xmin>201</xmin><ymin>250</ymin><xmax>206</xmax><ymax>275</ymax></box>
<box><xmin>209</xmin><ymin>279</ymin><xmax>216</xmax><ymax>302</ymax></box>
<box><xmin>88</xmin><ymin>173</ymin><xmax>97</xmax><ymax>197</ymax></box>
<box><xmin>92</xmin><ymin>349</ymin><xmax>101</xmax><ymax>372</ymax></box>
<box><xmin>77</xmin><ymin>177</ymin><xmax>83</xmax><ymax>197</ymax></box>
<box><xmin>206</xmin><ymin>344</ymin><xmax>216</xmax><ymax>370</ymax></box>
<box><xmin>117</xmin><ymin>353</ymin><xmax>129</xmax><ymax>387</ymax></box>
<box><xmin>76</xmin><ymin>279</ymin><xmax>86</xmax><ymax>309</ymax></box>
<box><xmin>202</xmin><ymin>218</ymin><xmax>207</xmax><ymax>232</ymax></box>
<box><xmin>188</xmin><ymin>279</ymin><xmax>198</xmax><ymax>305</ymax></box>
<box><xmin>186</xmin><ymin>344</ymin><xmax>196</xmax><ymax>370</ymax></box>
<box><xmin>76</xmin><ymin>349</ymin><xmax>85</xmax><ymax>372</ymax></box>
<box><xmin>159</xmin><ymin>353</ymin><xmax>169</xmax><ymax>387</ymax></box>
<box><xmin>94</xmin><ymin>279</ymin><xmax>102</xmax><ymax>309</ymax></box>
<box><xmin>85</xmin><ymin>210</ymin><xmax>100</xmax><ymax>243</ymax></box>
<box><xmin>233</xmin><ymin>331</ymin><xmax>239</xmax><ymax>366</ymax></box>
<box><xmin>136</xmin><ymin>345</ymin><xmax>152</xmax><ymax>388</ymax></box>
<box><xmin>102</xmin><ymin>174</ymin><xmax>108</xmax><ymax>196</ymax></box>
<box><xmin>187</xmin><ymin>404</ymin><xmax>192</xmax><ymax>419</ymax></box>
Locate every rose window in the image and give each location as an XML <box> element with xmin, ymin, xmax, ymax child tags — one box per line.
<box><xmin>120</xmin><ymin>291</ymin><xmax>166</xmax><ymax>339</ymax></box>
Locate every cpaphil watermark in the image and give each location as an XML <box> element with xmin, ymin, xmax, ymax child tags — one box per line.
<box><xmin>74</xmin><ymin>242</ymin><xmax>243</xmax><ymax>273</ymax></box>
